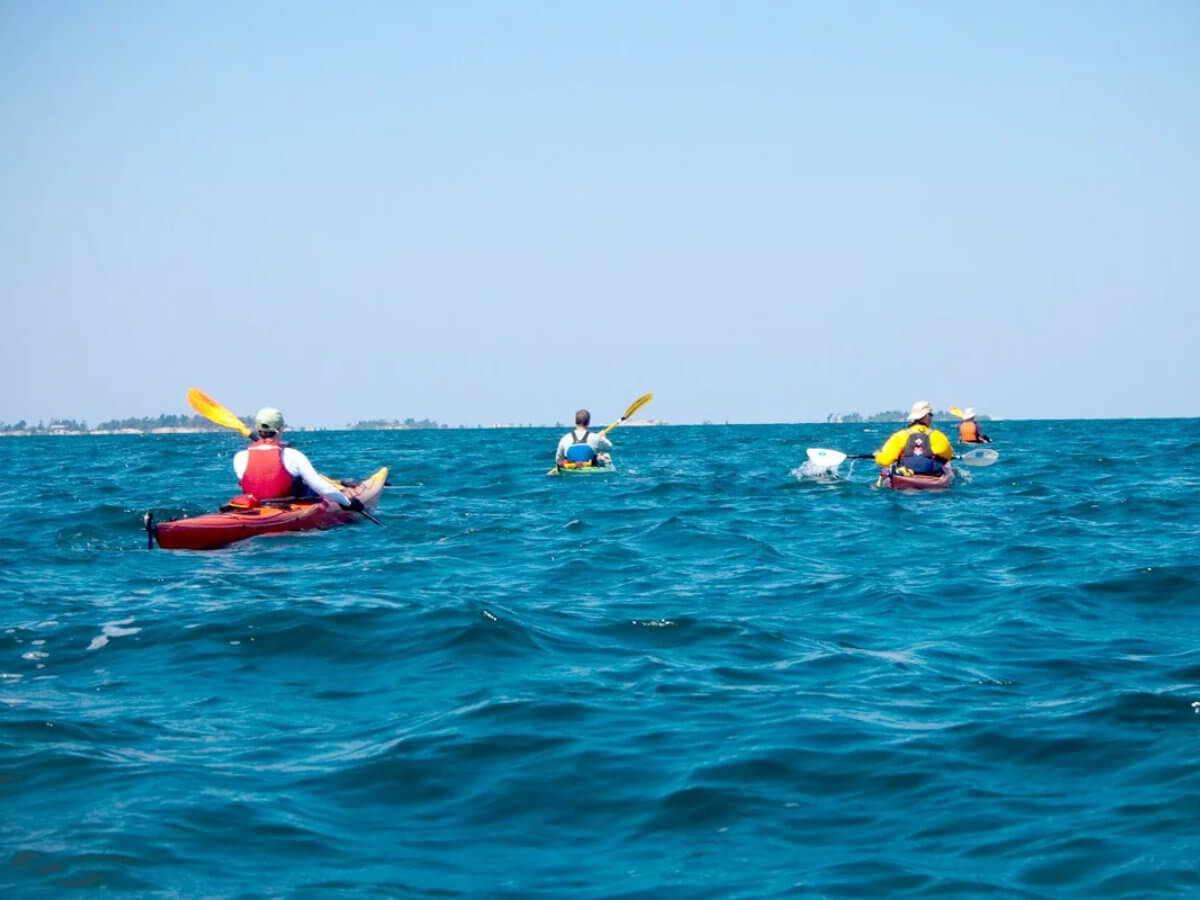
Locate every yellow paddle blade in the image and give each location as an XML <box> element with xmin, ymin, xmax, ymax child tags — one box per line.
<box><xmin>187</xmin><ymin>387</ymin><xmax>252</xmax><ymax>438</ymax></box>
<box><xmin>950</xmin><ymin>406</ymin><xmax>965</xmax><ymax>418</ymax></box>
<box><xmin>600</xmin><ymin>393</ymin><xmax>653</xmax><ymax>436</ymax></box>
<box><xmin>620</xmin><ymin>392</ymin><xmax>653</xmax><ymax>420</ymax></box>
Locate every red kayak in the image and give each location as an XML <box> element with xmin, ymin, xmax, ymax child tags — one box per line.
<box><xmin>149</xmin><ymin>467</ymin><xmax>388</xmax><ymax>550</ymax></box>
<box><xmin>877</xmin><ymin>464</ymin><xmax>955</xmax><ymax>491</ymax></box>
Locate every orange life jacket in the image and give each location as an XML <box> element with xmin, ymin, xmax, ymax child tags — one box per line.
<box><xmin>958</xmin><ymin>420</ymin><xmax>980</xmax><ymax>442</ymax></box>
<box><xmin>240</xmin><ymin>440</ymin><xmax>296</xmax><ymax>499</ymax></box>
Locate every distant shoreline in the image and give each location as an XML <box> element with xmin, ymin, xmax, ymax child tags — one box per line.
<box><xmin>0</xmin><ymin>426</ymin><xmax>434</xmax><ymax>437</ymax></box>
<box><xmin>1</xmin><ymin>416</ymin><xmax>1194</xmax><ymax>437</ymax></box>
<box><xmin>0</xmin><ymin>419</ymin><xmax>670</xmax><ymax>437</ymax></box>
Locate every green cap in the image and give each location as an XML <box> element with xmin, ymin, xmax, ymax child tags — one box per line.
<box><xmin>254</xmin><ymin>407</ymin><xmax>285</xmax><ymax>434</ymax></box>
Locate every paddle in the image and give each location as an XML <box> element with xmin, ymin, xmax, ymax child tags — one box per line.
<box><xmin>956</xmin><ymin>448</ymin><xmax>999</xmax><ymax>466</ymax></box>
<box><xmin>805</xmin><ymin>447</ymin><xmax>999</xmax><ymax>469</ymax></box>
<box><xmin>186</xmin><ymin>387</ymin><xmax>382</xmax><ymax>525</ymax></box>
<box><xmin>600</xmin><ymin>392</ymin><xmax>653</xmax><ymax>436</ymax></box>
<box><xmin>950</xmin><ymin>406</ymin><xmax>965</xmax><ymax>418</ymax></box>
<box><xmin>548</xmin><ymin>393</ymin><xmax>653</xmax><ymax>474</ymax></box>
<box><xmin>805</xmin><ymin>448</ymin><xmax>873</xmax><ymax>468</ymax></box>
<box><xmin>329</xmin><ymin>478</ymin><xmax>383</xmax><ymax>526</ymax></box>
<box><xmin>348</xmin><ymin>502</ymin><xmax>382</xmax><ymax>526</ymax></box>
<box><xmin>187</xmin><ymin>387</ymin><xmax>252</xmax><ymax>438</ymax></box>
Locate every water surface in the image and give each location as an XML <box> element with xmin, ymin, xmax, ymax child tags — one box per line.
<box><xmin>2</xmin><ymin>419</ymin><xmax>1199</xmax><ymax>897</ymax></box>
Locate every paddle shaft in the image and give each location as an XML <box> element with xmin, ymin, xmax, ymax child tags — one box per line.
<box><xmin>356</xmin><ymin>507</ymin><xmax>383</xmax><ymax>526</ymax></box>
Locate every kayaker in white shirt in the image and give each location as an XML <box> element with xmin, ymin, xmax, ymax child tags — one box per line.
<box><xmin>555</xmin><ymin>409</ymin><xmax>613</xmax><ymax>467</ymax></box>
<box><xmin>233</xmin><ymin>407</ymin><xmax>362</xmax><ymax>509</ymax></box>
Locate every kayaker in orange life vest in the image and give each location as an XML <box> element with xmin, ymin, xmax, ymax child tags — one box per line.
<box><xmin>233</xmin><ymin>408</ymin><xmax>364</xmax><ymax>511</ymax></box>
<box><xmin>957</xmin><ymin>408</ymin><xmax>992</xmax><ymax>444</ymax></box>
<box><xmin>873</xmin><ymin>401</ymin><xmax>955</xmax><ymax>476</ymax></box>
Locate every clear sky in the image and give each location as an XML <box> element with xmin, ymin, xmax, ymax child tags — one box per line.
<box><xmin>3</xmin><ymin>1</ymin><xmax>1197</xmax><ymax>427</ymax></box>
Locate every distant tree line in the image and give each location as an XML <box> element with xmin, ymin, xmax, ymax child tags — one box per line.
<box><xmin>94</xmin><ymin>414</ymin><xmax>229</xmax><ymax>431</ymax></box>
<box><xmin>826</xmin><ymin>410</ymin><xmax>989</xmax><ymax>423</ymax></box>
<box><xmin>0</xmin><ymin>414</ymin><xmax>458</xmax><ymax>434</ymax></box>
<box><xmin>0</xmin><ymin>418</ymin><xmax>93</xmax><ymax>433</ymax></box>
<box><xmin>0</xmin><ymin>414</ymin><xmax>231</xmax><ymax>433</ymax></box>
<box><xmin>348</xmin><ymin>418</ymin><xmax>443</xmax><ymax>430</ymax></box>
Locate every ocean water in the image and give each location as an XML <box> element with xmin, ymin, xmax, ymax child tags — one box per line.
<box><xmin>2</xmin><ymin>419</ymin><xmax>1199</xmax><ymax>898</ymax></box>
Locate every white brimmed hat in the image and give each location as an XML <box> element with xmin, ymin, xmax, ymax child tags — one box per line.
<box><xmin>908</xmin><ymin>400</ymin><xmax>932</xmax><ymax>421</ymax></box>
<box><xmin>962</xmin><ymin>407</ymin><xmax>976</xmax><ymax>419</ymax></box>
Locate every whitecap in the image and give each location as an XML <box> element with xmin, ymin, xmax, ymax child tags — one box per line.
<box><xmin>791</xmin><ymin>461</ymin><xmax>843</xmax><ymax>481</ymax></box>
<box><xmin>86</xmin><ymin>617</ymin><xmax>142</xmax><ymax>651</ymax></box>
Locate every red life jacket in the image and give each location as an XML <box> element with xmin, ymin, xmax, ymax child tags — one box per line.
<box><xmin>240</xmin><ymin>440</ymin><xmax>296</xmax><ymax>499</ymax></box>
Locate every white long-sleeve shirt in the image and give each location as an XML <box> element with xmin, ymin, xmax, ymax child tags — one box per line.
<box><xmin>233</xmin><ymin>446</ymin><xmax>351</xmax><ymax>506</ymax></box>
<box><xmin>555</xmin><ymin>428</ymin><xmax>613</xmax><ymax>463</ymax></box>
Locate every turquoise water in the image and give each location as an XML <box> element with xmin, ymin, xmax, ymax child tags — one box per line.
<box><xmin>3</xmin><ymin>420</ymin><xmax>1199</xmax><ymax>897</ymax></box>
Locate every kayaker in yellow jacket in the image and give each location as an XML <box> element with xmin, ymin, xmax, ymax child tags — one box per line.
<box><xmin>874</xmin><ymin>401</ymin><xmax>954</xmax><ymax>476</ymax></box>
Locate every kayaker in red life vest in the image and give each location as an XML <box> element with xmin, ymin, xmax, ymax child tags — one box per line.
<box><xmin>957</xmin><ymin>408</ymin><xmax>992</xmax><ymax>444</ymax></box>
<box><xmin>874</xmin><ymin>401</ymin><xmax>955</xmax><ymax>475</ymax></box>
<box><xmin>555</xmin><ymin>409</ymin><xmax>613</xmax><ymax>468</ymax></box>
<box><xmin>233</xmin><ymin>408</ymin><xmax>364</xmax><ymax>511</ymax></box>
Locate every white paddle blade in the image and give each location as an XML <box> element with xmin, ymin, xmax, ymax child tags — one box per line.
<box><xmin>806</xmin><ymin>448</ymin><xmax>847</xmax><ymax>467</ymax></box>
<box><xmin>958</xmin><ymin>448</ymin><xmax>999</xmax><ymax>467</ymax></box>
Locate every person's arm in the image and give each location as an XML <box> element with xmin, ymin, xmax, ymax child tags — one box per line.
<box><xmin>233</xmin><ymin>449</ymin><xmax>248</xmax><ymax>479</ymax></box>
<box><xmin>589</xmin><ymin>432</ymin><xmax>613</xmax><ymax>452</ymax></box>
<box><xmin>931</xmin><ymin>430</ymin><xmax>955</xmax><ymax>461</ymax></box>
<box><xmin>873</xmin><ymin>431</ymin><xmax>906</xmax><ymax>466</ymax></box>
<box><xmin>282</xmin><ymin>448</ymin><xmax>354</xmax><ymax>506</ymax></box>
<box><xmin>555</xmin><ymin>434</ymin><xmax>570</xmax><ymax>462</ymax></box>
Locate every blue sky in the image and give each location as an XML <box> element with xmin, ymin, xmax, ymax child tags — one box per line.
<box><xmin>3</xmin><ymin>1</ymin><xmax>1197</xmax><ymax>426</ymax></box>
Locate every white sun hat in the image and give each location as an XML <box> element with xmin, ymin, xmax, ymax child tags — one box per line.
<box><xmin>908</xmin><ymin>400</ymin><xmax>932</xmax><ymax>421</ymax></box>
